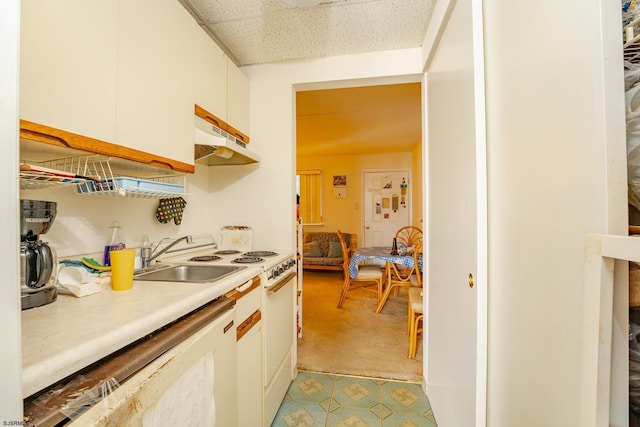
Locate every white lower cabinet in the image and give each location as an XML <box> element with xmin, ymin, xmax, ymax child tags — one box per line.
<box><xmin>237</xmin><ymin>317</ymin><xmax>263</xmax><ymax>426</ymax></box>
<box><xmin>68</xmin><ymin>306</ymin><xmax>237</xmax><ymax>426</ymax></box>
<box><xmin>226</xmin><ymin>276</ymin><xmax>264</xmax><ymax>426</ymax></box>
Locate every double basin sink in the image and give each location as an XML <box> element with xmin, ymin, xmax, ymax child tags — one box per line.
<box><xmin>133</xmin><ymin>264</ymin><xmax>243</xmax><ymax>283</ymax></box>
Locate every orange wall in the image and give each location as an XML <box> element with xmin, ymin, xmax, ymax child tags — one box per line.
<box><xmin>297</xmin><ymin>151</ymin><xmax>420</xmax><ymax>238</ymax></box>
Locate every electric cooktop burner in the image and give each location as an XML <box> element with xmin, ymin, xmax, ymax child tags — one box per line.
<box><xmin>188</xmin><ymin>255</ymin><xmax>222</xmax><ymax>262</ymax></box>
<box><xmin>214</xmin><ymin>250</ymin><xmax>242</xmax><ymax>255</ymax></box>
<box><xmin>244</xmin><ymin>251</ymin><xmax>278</xmax><ymax>257</ymax></box>
<box><xmin>232</xmin><ymin>256</ymin><xmax>264</xmax><ymax>264</ymax></box>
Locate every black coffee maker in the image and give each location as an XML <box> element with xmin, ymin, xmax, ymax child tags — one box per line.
<box><xmin>20</xmin><ymin>200</ymin><xmax>58</xmax><ymax>310</ymax></box>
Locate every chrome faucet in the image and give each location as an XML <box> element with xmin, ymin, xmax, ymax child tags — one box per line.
<box><xmin>140</xmin><ymin>235</ymin><xmax>192</xmax><ymax>268</ymax></box>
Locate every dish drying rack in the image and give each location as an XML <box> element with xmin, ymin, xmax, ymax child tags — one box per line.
<box><xmin>20</xmin><ymin>155</ymin><xmax>186</xmax><ymax>199</ymax></box>
<box><xmin>20</xmin><ymin>156</ymin><xmax>92</xmax><ymax>189</ymax></box>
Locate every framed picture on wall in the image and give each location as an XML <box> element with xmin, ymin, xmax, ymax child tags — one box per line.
<box><xmin>333</xmin><ymin>175</ymin><xmax>347</xmax><ymax>186</ymax></box>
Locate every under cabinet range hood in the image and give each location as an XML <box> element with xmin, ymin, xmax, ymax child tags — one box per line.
<box><xmin>194</xmin><ymin>116</ymin><xmax>260</xmax><ymax>165</ymax></box>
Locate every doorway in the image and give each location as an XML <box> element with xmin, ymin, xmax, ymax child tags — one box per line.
<box><xmin>295</xmin><ymin>82</ymin><xmax>423</xmax><ymax>381</ymax></box>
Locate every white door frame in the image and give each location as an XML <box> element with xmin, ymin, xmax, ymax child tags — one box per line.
<box><xmin>0</xmin><ymin>0</ymin><xmax>24</xmax><ymax>419</ymax></box>
<box><xmin>470</xmin><ymin>0</ymin><xmax>488</xmax><ymax>423</ymax></box>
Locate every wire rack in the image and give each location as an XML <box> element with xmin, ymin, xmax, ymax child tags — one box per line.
<box><xmin>20</xmin><ymin>155</ymin><xmax>186</xmax><ymax>198</ymax></box>
<box><xmin>19</xmin><ymin>155</ymin><xmax>99</xmax><ymax>190</ymax></box>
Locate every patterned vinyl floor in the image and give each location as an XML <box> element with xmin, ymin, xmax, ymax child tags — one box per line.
<box><xmin>271</xmin><ymin>370</ymin><xmax>437</xmax><ymax>427</ymax></box>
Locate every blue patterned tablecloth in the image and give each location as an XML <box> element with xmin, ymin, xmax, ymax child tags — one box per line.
<box><xmin>348</xmin><ymin>247</ymin><xmax>423</xmax><ymax>278</ymax></box>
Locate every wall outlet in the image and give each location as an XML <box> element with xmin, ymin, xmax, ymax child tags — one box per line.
<box><xmin>354</xmin><ymin>202</ymin><xmax>359</xmax><ymax>210</ymax></box>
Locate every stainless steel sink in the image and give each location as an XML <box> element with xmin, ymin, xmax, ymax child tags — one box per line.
<box><xmin>133</xmin><ymin>264</ymin><xmax>244</xmax><ymax>283</ymax></box>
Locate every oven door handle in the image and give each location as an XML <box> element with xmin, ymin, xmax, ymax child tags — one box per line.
<box><xmin>266</xmin><ymin>271</ymin><xmax>297</xmax><ymax>294</ymax></box>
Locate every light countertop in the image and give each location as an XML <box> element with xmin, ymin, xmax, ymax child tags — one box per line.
<box><xmin>21</xmin><ymin>265</ymin><xmax>261</xmax><ymax>398</ymax></box>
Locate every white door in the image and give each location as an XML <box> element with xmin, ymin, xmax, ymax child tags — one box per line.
<box><xmin>363</xmin><ymin>170</ymin><xmax>411</xmax><ymax>247</ymax></box>
<box><xmin>424</xmin><ymin>0</ymin><xmax>487</xmax><ymax>425</ymax></box>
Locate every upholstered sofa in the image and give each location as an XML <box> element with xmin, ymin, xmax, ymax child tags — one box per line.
<box><xmin>302</xmin><ymin>231</ymin><xmax>357</xmax><ymax>271</ymax></box>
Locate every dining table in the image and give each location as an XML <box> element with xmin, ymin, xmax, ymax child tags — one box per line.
<box><xmin>348</xmin><ymin>246</ymin><xmax>422</xmax><ymax>279</ymax></box>
<box><xmin>348</xmin><ymin>246</ymin><xmax>423</xmax><ymax>313</ymax></box>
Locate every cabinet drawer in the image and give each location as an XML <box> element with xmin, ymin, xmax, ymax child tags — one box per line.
<box><xmin>225</xmin><ymin>275</ymin><xmax>261</xmax><ymax>322</ymax></box>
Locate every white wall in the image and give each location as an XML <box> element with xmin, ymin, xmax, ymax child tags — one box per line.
<box><xmin>239</xmin><ymin>49</ymin><xmax>424</xmax><ymax>250</ymax></box>
<box><xmin>0</xmin><ymin>0</ymin><xmax>24</xmax><ymax>419</ymax></box>
<box><xmin>297</xmin><ymin>151</ymin><xmax>414</xmax><ymax>235</ymax></box>
<box><xmin>481</xmin><ymin>1</ymin><xmax>627</xmax><ymax>426</ymax></box>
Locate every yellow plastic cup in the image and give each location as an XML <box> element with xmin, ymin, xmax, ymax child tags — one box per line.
<box><xmin>110</xmin><ymin>249</ymin><xmax>136</xmax><ymax>291</ymax></box>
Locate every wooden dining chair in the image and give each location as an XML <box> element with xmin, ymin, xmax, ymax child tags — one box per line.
<box><xmin>375</xmin><ymin>242</ymin><xmax>423</xmax><ymax>314</ymax></box>
<box><xmin>390</xmin><ymin>226</ymin><xmax>422</xmax><ymax>281</ymax></box>
<box><xmin>395</xmin><ymin>226</ymin><xmax>423</xmax><ymax>248</ymax></box>
<box><xmin>413</xmin><ymin>242</ymin><xmax>423</xmax><ymax>288</ymax></box>
<box><xmin>407</xmin><ymin>286</ymin><xmax>423</xmax><ymax>359</ymax></box>
<box><xmin>336</xmin><ymin>230</ymin><xmax>384</xmax><ymax>309</ymax></box>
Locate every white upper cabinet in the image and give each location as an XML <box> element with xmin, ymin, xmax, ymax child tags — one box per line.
<box><xmin>20</xmin><ymin>0</ymin><xmax>118</xmax><ymax>143</ymax></box>
<box><xmin>194</xmin><ymin>41</ymin><xmax>251</xmax><ymax>143</ymax></box>
<box><xmin>115</xmin><ymin>0</ymin><xmax>196</xmax><ymax>165</ymax></box>
<box><xmin>226</xmin><ymin>58</ymin><xmax>251</xmax><ymax>140</ymax></box>
<box><xmin>193</xmin><ymin>28</ymin><xmax>228</xmax><ymax>128</ymax></box>
<box><xmin>20</xmin><ymin>1</ymin><xmax>249</xmax><ymax>167</ymax></box>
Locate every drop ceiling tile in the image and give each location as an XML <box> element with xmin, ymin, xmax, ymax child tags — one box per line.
<box><xmin>181</xmin><ymin>0</ymin><xmax>435</xmax><ymax>66</ymax></box>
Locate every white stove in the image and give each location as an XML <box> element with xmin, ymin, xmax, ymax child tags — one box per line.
<box><xmin>157</xmin><ymin>236</ymin><xmax>297</xmax><ymax>426</ymax></box>
<box><xmin>181</xmin><ymin>248</ymin><xmax>296</xmax><ymax>287</ymax></box>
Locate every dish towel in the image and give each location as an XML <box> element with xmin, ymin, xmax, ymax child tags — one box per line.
<box><xmin>56</xmin><ymin>265</ymin><xmax>109</xmax><ymax>297</ymax></box>
<box><xmin>155</xmin><ymin>197</ymin><xmax>187</xmax><ymax>225</ymax></box>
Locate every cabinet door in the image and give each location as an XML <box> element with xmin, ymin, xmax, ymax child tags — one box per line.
<box><xmin>193</xmin><ymin>27</ymin><xmax>227</xmax><ymax>127</ymax></box>
<box><xmin>226</xmin><ymin>58</ymin><xmax>251</xmax><ymax>138</ymax></box>
<box><xmin>116</xmin><ymin>0</ymin><xmax>195</xmax><ymax>165</ymax></box>
<box><xmin>238</xmin><ymin>322</ymin><xmax>263</xmax><ymax>427</ymax></box>
<box><xmin>20</xmin><ymin>0</ymin><xmax>117</xmax><ymax>143</ymax></box>
<box><xmin>68</xmin><ymin>308</ymin><xmax>238</xmax><ymax>426</ymax></box>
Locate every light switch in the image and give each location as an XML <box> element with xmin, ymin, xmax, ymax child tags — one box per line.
<box><xmin>354</xmin><ymin>202</ymin><xmax>359</xmax><ymax>210</ymax></box>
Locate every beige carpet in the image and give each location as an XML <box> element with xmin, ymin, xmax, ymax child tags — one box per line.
<box><xmin>297</xmin><ymin>270</ymin><xmax>423</xmax><ymax>383</ymax></box>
